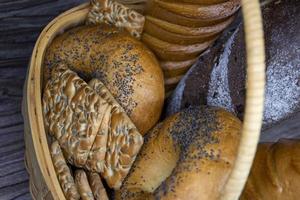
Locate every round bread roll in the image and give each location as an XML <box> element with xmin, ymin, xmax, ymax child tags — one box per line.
<box><xmin>44</xmin><ymin>24</ymin><xmax>164</xmax><ymax>134</ymax></box>
<box><xmin>241</xmin><ymin>139</ymin><xmax>300</xmax><ymax>200</ymax></box>
<box><xmin>117</xmin><ymin>106</ymin><xmax>241</xmax><ymax>200</ymax></box>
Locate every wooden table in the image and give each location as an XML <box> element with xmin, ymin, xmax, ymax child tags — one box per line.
<box><xmin>0</xmin><ymin>1</ymin><xmax>85</xmax><ymax>199</ymax></box>
<box><xmin>0</xmin><ymin>0</ymin><xmax>299</xmax><ymax>199</ymax></box>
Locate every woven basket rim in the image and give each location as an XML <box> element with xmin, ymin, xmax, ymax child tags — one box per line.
<box><xmin>24</xmin><ymin>1</ymin><xmax>265</xmax><ymax>200</ymax></box>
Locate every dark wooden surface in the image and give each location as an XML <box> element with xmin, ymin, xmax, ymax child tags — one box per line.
<box><xmin>0</xmin><ymin>1</ymin><xmax>86</xmax><ymax>199</ymax></box>
<box><xmin>0</xmin><ymin>0</ymin><xmax>299</xmax><ymax>200</ymax></box>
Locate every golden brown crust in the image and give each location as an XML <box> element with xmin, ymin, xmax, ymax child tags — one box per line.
<box><xmin>161</xmin><ymin>58</ymin><xmax>197</xmax><ymax>78</ymax></box>
<box><xmin>50</xmin><ymin>141</ymin><xmax>80</xmax><ymax>200</ymax></box>
<box><xmin>75</xmin><ymin>170</ymin><xmax>95</xmax><ymax>200</ymax></box>
<box><xmin>144</xmin><ymin>18</ymin><xmax>215</xmax><ymax>45</ymax></box>
<box><xmin>118</xmin><ymin>106</ymin><xmax>241</xmax><ymax>200</ymax></box>
<box><xmin>144</xmin><ymin>15</ymin><xmax>234</xmax><ymax>45</ymax></box>
<box><xmin>88</xmin><ymin>0</ymin><xmax>145</xmax><ymax>38</ymax></box>
<box><xmin>142</xmin><ymin>33</ymin><xmax>215</xmax><ymax>61</ymax></box>
<box><xmin>145</xmin><ymin>1</ymin><xmax>235</xmax><ymax>27</ymax></box>
<box><xmin>88</xmin><ymin>172</ymin><xmax>109</xmax><ymax>200</ymax></box>
<box><xmin>142</xmin><ymin>0</ymin><xmax>240</xmax><ymax>88</ymax></box>
<box><xmin>89</xmin><ymin>78</ymin><xmax>144</xmax><ymax>189</ymax></box>
<box><xmin>44</xmin><ymin>24</ymin><xmax>164</xmax><ymax>134</ymax></box>
<box><xmin>43</xmin><ymin>65</ymin><xmax>109</xmax><ymax>167</ymax></box>
<box><xmin>146</xmin><ymin>15</ymin><xmax>234</xmax><ymax>36</ymax></box>
<box><xmin>44</xmin><ymin>65</ymin><xmax>144</xmax><ymax>189</ymax></box>
<box><xmin>153</xmin><ymin>0</ymin><xmax>240</xmax><ymax>20</ymax></box>
<box><xmin>161</xmin><ymin>58</ymin><xmax>197</xmax><ymax>72</ymax></box>
<box><xmin>85</xmin><ymin>104</ymin><xmax>111</xmax><ymax>172</ymax></box>
<box><xmin>164</xmin><ymin>75</ymin><xmax>184</xmax><ymax>93</ymax></box>
<box><xmin>158</xmin><ymin>0</ymin><xmax>228</xmax><ymax>4</ymax></box>
<box><xmin>240</xmin><ymin>139</ymin><xmax>300</xmax><ymax>200</ymax></box>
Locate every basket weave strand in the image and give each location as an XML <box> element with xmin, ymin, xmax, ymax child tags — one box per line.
<box><xmin>220</xmin><ymin>0</ymin><xmax>265</xmax><ymax>199</ymax></box>
<box><xmin>24</xmin><ymin>0</ymin><xmax>265</xmax><ymax>199</ymax></box>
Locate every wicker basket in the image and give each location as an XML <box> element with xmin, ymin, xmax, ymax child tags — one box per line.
<box><xmin>22</xmin><ymin>1</ymin><xmax>265</xmax><ymax>199</ymax></box>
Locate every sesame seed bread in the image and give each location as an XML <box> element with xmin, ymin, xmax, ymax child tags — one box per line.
<box><xmin>44</xmin><ymin>24</ymin><xmax>164</xmax><ymax>134</ymax></box>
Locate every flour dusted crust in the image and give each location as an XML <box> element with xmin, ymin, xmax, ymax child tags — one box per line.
<box><xmin>88</xmin><ymin>0</ymin><xmax>145</xmax><ymax>38</ymax></box>
<box><xmin>50</xmin><ymin>141</ymin><xmax>80</xmax><ymax>200</ymax></box>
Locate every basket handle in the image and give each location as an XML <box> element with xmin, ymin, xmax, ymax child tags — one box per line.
<box><xmin>88</xmin><ymin>0</ymin><xmax>265</xmax><ymax>199</ymax></box>
<box><xmin>220</xmin><ymin>0</ymin><xmax>265</xmax><ymax>199</ymax></box>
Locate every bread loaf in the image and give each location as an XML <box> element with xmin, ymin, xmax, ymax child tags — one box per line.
<box><xmin>241</xmin><ymin>139</ymin><xmax>300</xmax><ymax>200</ymax></box>
<box><xmin>44</xmin><ymin>24</ymin><xmax>164</xmax><ymax>134</ymax></box>
<box><xmin>43</xmin><ymin>65</ymin><xmax>143</xmax><ymax>189</ymax></box>
<box><xmin>117</xmin><ymin>106</ymin><xmax>241</xmax><ymax>200</ymax></box>
<box><xmin>141</xmin><ymin>0</ymin><xmax>240</xmax><ymax>90</ymax></box>
<box><xmin>166</xmin><ymin>0</ymin><xmax>300</xmax><ymax>129</ymax></box>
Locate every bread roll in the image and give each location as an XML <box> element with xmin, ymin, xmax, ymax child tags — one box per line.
<box><xmin>44</xmin><ymin>24</ymin><xmax>164</xmax><ymax>134</ymax></box>
<box><xmin>166</xmin><ymin>0</ymin><xmax>300</xmax><ymax>129</ymax></box>
<box><xmin>241</xmin><ymin>139</ymin><xmax>300</xmax><ymax>200</ymax></box>
<box><xmin>117</xmin><ymin>106</ymin><xmax>241</xmax><ymax>200</ymax></box>
<box><xmin>50</xmin><ymin>141</ymin><xmax>80</xmax><ymax>200</ymax></box>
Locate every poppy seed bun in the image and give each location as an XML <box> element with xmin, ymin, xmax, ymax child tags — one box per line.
<box><xmin>117</xmin><ymin>106</ymin><xmax>241</xmax><ymax>200</ymax></box>
<box><xmin>44</xmin><ymin>24</ymin><xmax>165</xmax><ymax>134</ymax></box>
